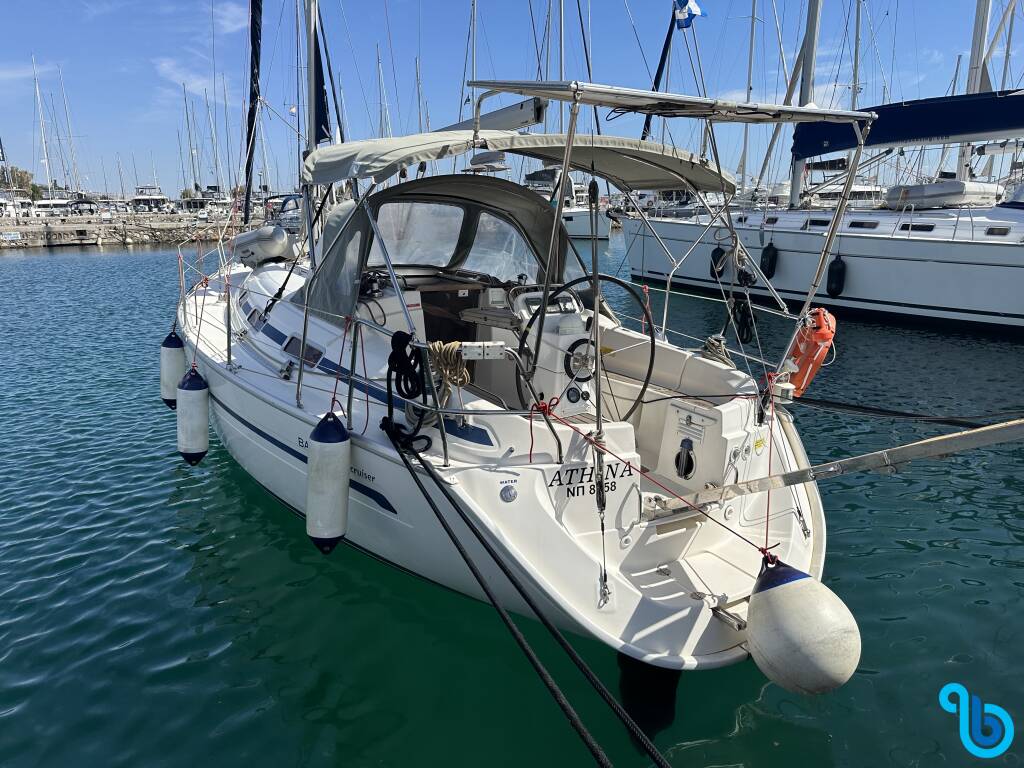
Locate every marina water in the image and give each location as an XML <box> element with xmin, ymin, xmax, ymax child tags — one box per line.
<box><xmin>1</xmin><ymin>240</ymin><xmax>1021</xmax><ymax>767</ymax></box>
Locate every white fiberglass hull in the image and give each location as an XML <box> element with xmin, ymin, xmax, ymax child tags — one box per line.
<box><xmin>176</xmin><ymin>263</ymin><xmax>826</xmax><ymax>671</ymax></box>
<box><xmin>562</xmin><ymin>207</ymin><xmax>610</xmax><ymax>239</ymax></box>
<box><xmin>623</xmin><ymin>212</ymin><xmax>1024</xmax><ymax>328</ymax></box>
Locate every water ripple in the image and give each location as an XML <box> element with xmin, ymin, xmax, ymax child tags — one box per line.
<box><xmin>0</xmin><ymin>244</ymin><xmax>1021</xmax><ymax>767</ymax></box>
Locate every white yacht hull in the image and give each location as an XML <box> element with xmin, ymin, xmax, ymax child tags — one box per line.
<box><xmin>176</xmin><ymin>253</ymin><xmax>826</xmax><ymax>672</ymax></box>
<box><xmin>623</xmin><ymin>212</ymin><xmax>1024</xmax><ymax>328</ymax></box>
<box><xmin>562</xmin><ymin>207</ymin><xmax>610</xmax><ymax>239</ymax></box>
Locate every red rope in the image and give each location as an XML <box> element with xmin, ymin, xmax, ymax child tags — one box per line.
<box><xmin>528</xmin><ymin>397</ymin><xmax>560</xmax><ymax>462</ymax></box>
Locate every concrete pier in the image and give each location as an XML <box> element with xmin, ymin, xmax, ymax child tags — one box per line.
<box><xmin>0</xmin><ymin>214</ymin><xmax>243</xmax><ymax>249</ymax></box>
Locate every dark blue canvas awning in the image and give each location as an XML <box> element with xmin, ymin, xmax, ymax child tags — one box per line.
<box><xmin>792</xmin><ymin>89</ymin><xmax>1024</xmax><ymax>160</ymax></box>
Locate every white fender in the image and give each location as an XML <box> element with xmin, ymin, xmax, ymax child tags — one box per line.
<box><xmin>160</xmin><ymin>331</ymin><xmax>187</xmax><ymax>409</ymax></box>
<box><xmin>746</xmin><ymin>558</ymin><xmax>861</xmax><ymax>695</ymax></box>
<box><xmin>305</xmin><ymin>412</ymin><xmax>351</xmax><ymax>554</ymax></box>
<box><xmin>176</xmin><ymin>368</ymin><xmax>210</xmax><ymax>465</ymax></box>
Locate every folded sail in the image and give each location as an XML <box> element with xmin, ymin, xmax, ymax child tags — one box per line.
<box><xmin>792</xmin><ymin>89</ymin><xmax>1024</xmax><ymax>160</ymax></box>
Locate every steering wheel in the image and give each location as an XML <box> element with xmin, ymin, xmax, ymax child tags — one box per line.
<box><xmin>515</xmin><ymin>274</ymin><xmax>656</xmax><ymax>422</ymax></box>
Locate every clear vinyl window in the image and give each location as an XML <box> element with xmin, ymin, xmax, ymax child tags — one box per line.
<box><xmin>367</xmin><ymin>201</ymin><xmax>465</xmax><ymax>267</ymax></box>
<box><xmin>462</xmin><ymin>212</ymin><xmax>541</xmax><ymax>283</ymax></box>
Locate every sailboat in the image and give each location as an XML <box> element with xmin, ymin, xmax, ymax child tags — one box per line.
<box><xmin>161</xmin><ymin>5</ymin><xmax>1024</xmax><ymax>709</ymax></box>
<box><xmin>163</xmin><ymin>0</ymin><xmax>881</xmax><ymax>687</ymax></box>
<box><xmin>623</xmin><ymin>0</ymin><xmax>1024</xmax><ymax>329</ymax></box>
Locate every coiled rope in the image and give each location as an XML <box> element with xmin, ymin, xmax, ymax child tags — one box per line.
<box><xmin>427</xmin><ymin>340</ymin><xmax>470</xmax><ymax>406</ymax></box>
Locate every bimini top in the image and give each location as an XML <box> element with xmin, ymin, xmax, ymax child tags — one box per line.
<box><xmin>302</xmin><ymin>129</ymin><xmax>734</xmax><ymax>192</ymax></box>
<box><xmin>468</xmin><ymin>80</ymin><xmax>875</xmax><ymax>125</ymax></box>
<box><xmin>485</xmin><ymin>132</ymin><xmax>732</xmax><ymax>193</ymax></box>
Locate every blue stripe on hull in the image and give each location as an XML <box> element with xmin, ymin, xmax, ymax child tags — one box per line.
<box><xmin>210</xmin><ymin>393</ymin><xmax>398</xmax><ymax>514</ymax></box>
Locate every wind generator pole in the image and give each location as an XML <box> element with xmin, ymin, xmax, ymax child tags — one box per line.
<box><xmin>957</xmin><ymin>0</ymin><xmax>992</xmax><ymax>181</ymax></box>
<box><xmin>788</xmin><ymin>0</ymin><xmax>822</xmax><ymax>208</ymax></box>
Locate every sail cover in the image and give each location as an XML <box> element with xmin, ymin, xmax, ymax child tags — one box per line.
<box><xmin>792</xmin><ymin>89</ymin><xmax>1024</xmax><ymax>160</ymax></box>
<box><xmin>311</xmin><ymin>30</ymin><xmax>331</xmax><ymax>145</ymax></box>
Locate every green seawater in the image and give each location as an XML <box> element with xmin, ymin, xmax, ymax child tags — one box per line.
<box><xmin>0</xmin><ymin>241</ymin><xmax>1021</xmax><ymax>767</ymax></box>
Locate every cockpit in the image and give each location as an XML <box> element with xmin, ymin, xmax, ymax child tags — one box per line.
<box><xmin>289</xmin><ymin>174</ymin><xmax>595</xmax><ymax>412</ymax></box>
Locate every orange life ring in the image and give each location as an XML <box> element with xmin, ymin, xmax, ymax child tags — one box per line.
<box><xmin>784</xmin><ymin>308</ymin><xmax>836</xmax><ymax>397</ymax></box>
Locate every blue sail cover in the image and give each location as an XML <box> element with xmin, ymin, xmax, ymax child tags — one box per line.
<box><xmin>791</xmin><ymin>89</ymin><xmax>1024</xmax><ymax>160</ymax></box>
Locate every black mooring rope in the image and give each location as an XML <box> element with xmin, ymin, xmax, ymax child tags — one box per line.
<box><xmin>406</xmin><ymin>448</ymin><xmax>674</xmax><ymax>768</ymax></box>
<box><xmin>385</xmin><ymin>433</ymin><xmax>613</xmax><ymax>768</ymax></box>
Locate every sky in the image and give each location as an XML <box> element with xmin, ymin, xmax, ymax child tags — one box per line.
<box><xmin>0</xmin><ymin>0</ymin><xmax>1021</xmax><ymax>197</ymax></box>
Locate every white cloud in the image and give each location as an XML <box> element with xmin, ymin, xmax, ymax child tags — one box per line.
<box><xmin>155</xmin><ymin>57</ymin><xmax>217</xmax><ymax>98</ymax></box>
<box><xmin>212</xmin><ymin>1</ymin><xmax>248</xmax><ymax>34</ymax></box>
<box><xmin>150</xmin><ymin>57</ymin><xmax>236</xmax><ymax>111</ymax></box>
<box><xmin>81</xmin><ymin>0</ymin><xmax>131</xmax><ymax>19</ymax></box>
<box><xmin>0</xmin><ymin>62</ymin><xmax>57</xmax><ymax>81</ymax></box>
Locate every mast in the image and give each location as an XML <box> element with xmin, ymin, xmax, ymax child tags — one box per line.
<box><xmin>223</xmin><ymin>75</ymin><xmax>235</xmax><ymax>195</ymax></box>
<box><xmin>259</xmin><ymin>117</ymin><xmax>271</xmax><ymax>192</ymax></box>
<box><xmin>739</xmin><ymin>0</ymin><xmax>757</xmax><ymax>194</ymax></box>
<box><xmin>48</xmin><ymin>93</ymin><xmax>72</xmax><ymax>192</ymax></box>
<box><xmin>115</xmin><ymin>153</ymin><xmax>126</xmax><ymax>201</ymax></box>
<box><xmin>32</xmin><ymin>56</ymin><xmax>53</xmax><ymax>193</ymax></box>
<box><xmin>788</xmin><ymin>0</ymin><xmax>822</xmax><ymax>208</ymax></box>
<box><xmin>416</xmin><ymin>56</ymin><xmax>424</xmax><ymax>133</ymax></box>
<box><xmin>100</xmin><ymin>156</ymin><xmax>109</xmax><ymax>199</ymax></box>
<box><xmin>205</xmin><ymin>89</ymin><xmax>224</xmax><ymax>194</ymax></box>
<box><xmin>177</xmin><ymin>129</ymin><xmax>188</xmax><ymax>196</ymax></box>
<box><xmin>1001</xmin><ymin>3</ymin><xmax>1016</xmax><ymax>89</ymax></box>
<box><xmin>851</xmin><ymin>0</ymin><xmax>862</xmax><ymax>111</ymax></box>
<box><xmin>640</xmin><ymin>9</ymin><xmax>676</xmax><ymax>141</ymax></box>
<box><xmin>305</xmin><ymin>0</ymin><xmax>319</xmax><ymax>157</ymax></box>
<box><xmin>558</xmin><ymin>0</ymin><xmax>564</xmax><ymax>132</ymax></box>
<box><xmin>935</xmin><ymin>55</ymin><xmax>963</xmax><ymax>179</ymax></box>
<box><xmin>242</xmin><ymin>0</ymin><xmax>263</xmax><ymax>223</ymax></box>
<box><xmin>376</xmin><ymin>45</ymin><xmax>392</xmax><ymax>138</ymax></box>
<box><xmin>471</xmin><ymin>0</ymin><xmax>477</xmax><ymax>114</ymax></box>
<box><xmin>58</xmin><ymin>67</ymin><xmax>82</xmax><ymax>194</ymax></box>
<box><xmin>316</xmin><ymin>6</ymin><xmax>344</xmax><ymax>144</ymax></box>
<box><xmin>957</xmin><ymin>0</ymin><xmax>992</xmax><ymax>181</ymax></box>
<box><xmin>294</xmin><ymin>0</ymin><xmax>303</xmax><ymax>188</ymax></box>
<box><xmin>183</xmin><ymin>85</ymin><xmax>200</xmax><ymax>192</ymax></box>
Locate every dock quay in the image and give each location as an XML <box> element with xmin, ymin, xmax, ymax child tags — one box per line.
<box><xmin>0</xmin><ymin>214</ymin><xmax>244</xmax><ymax>250</ymax></box>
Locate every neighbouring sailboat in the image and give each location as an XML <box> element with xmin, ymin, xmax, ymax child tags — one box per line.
<box><xmin>623</xmin><ymin>0</ymin><xmax>1024</xmax><ymax>329</ymax></box>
